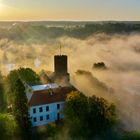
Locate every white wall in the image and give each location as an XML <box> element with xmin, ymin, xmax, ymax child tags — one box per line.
<box><xmin>29</xmin><ymin>101</ymin><xmax>64</xmax><ymax>127</ymax></box>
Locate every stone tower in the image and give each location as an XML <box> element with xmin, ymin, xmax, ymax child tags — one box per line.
<box><xmin>52</xmin><ymin>55</ymin><xmax>70</xmax><ymax>86</ymax></box>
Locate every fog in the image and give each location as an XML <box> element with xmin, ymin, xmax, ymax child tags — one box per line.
<box><xmin>0</xmin><ymin>33</ymin><xmax>140</xmax><ymax>130</ymax></box>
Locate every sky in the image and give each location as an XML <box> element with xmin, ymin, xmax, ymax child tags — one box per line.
<box><xmin>0</xmin><ymin>0</ymin><xmax>140</xmax><ymax>21</ymax></box>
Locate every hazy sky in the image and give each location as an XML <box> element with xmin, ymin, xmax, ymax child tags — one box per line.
<box><xmin>0</xmin><ymin>0</ymin><xmax>140</xmax><ymax>21</ymax></box>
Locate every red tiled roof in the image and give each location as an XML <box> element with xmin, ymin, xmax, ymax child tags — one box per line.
<box><xmin>28</xmin><ymin>86</ymin><xmax>76</xmax><ymax>107</ymax></box>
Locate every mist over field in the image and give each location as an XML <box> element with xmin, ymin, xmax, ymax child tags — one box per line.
<box><xmin>0</xmin><ymin>22</ymin><xmax>140</xmax><ymax>130</ymax></box>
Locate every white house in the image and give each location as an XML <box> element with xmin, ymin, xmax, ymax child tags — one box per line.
<box><xmin>27</xmin><ymin>83</ymin><xmax>76</xmax><ymax>127</ymax></box>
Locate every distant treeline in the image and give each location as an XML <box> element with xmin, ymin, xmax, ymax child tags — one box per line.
<box><xmin>0</xmin><ymin>22</ymin><xmax>140</xmax><ymax>42</ymax></box>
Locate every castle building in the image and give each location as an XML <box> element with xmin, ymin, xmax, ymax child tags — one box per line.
<box><xmin>27</xmin><ymin>55</ymin><xmax>76</xmax><ymax>127</ymax></box>
<box><xmin>51</xmin><ymin>55</ymin><xmax>70</xmax><ymax>86</ymax></box>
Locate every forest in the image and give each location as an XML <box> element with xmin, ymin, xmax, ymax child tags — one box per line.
<box><xmin>0</xmin><ymin>22</ymin><xmax>140</xmax><ymax>42</ymax></box>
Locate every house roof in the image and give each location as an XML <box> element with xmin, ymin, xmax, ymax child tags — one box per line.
<box><xmin>28</xmin><ymin>86</ymin><xmax>76</xmax><ymax>107</ymax></box>
<box><xmin>31</xmin><ymin>83</ymin><xmax>59</xmax><ymax>91</ymax></box>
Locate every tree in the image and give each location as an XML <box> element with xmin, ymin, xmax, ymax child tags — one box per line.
<box><xmin>64</xmin><ymin>91</ymin><xmax>117</xmax><ymax>139</ymax></box>
<box><xmin>6</xmin><ymin>70</ymin><xmax>19</xmax><ymax>102</ymax></box>
<box><xmin>5</xmin><ymin>68</ymin><xmax>36</xmax><ymax>139</ymax></box>
<box><xmin>88</xmin><ymin>95</ymin><xmax>116</xmax><ymax>136</ymax></box>
<box><xmin>93</xmin><ymin>62</ymin><xmax>107</xmax><ymax>70</ymax></box>
<box><xmin>6</xmin><ymin>68</ymin><xmax>40</xmax><ymax>104</ymax></box>
<box><xmin>0</xmin><ymin>113</ymin><xmax>18</xmax><ymax>140</ymax></box>
<box><xmin>18</xmin><ymin>68</ymin><xmax>40</xmax><ymax>85</ymax></box>
<box><xmin>13</xmin><ymin>78</ymin><xmax>31</xmax><ymax>140</ymax></box>
<box><xmin>121</xmin><ymin>131</ymin><xmax>140</xmax><ymax>140</ymax></box>
<box><xmin>64</xmin><ymin>91</ymin><xmax>89</xmax><ymax>138</ymax></box>
<box><xmin>0</xmin><ymin>72</ymin><xmax>6</xmax><ymax>112</ymax></box>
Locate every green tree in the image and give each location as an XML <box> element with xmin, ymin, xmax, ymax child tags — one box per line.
<box><xmin>0</xmin><ymin>72</ymin><xmax>7</xmax><ymax>112</ymax></box>
<box><xmin>6</xmin><ymin>68</ymin><xmax>40</xmax><ymax>104</ymax></box>
<box><xmin>18</xmin><ymin>68</ymin><xmax>40</xmax><ymax>85</ymax></box>
<box><xmin>5</xmin><ymin>68</ymin><xmax>36</xmax><ymax>139</ymax></box>
<box><xmin>6</xmin><ymin>70</ymin><xmax>19</xmax><ymax>104</ymax></box>
<box><xmin>121</xmin><ymin>131</ymin><xmax>140</xmax><ymax>140</ymax></box>
<box><xmin>88</xmin><ymin>95</ymin><xmax>116</xmax><ymax>136</ymax></box>
<box><xmin>64</xmin><ymin>91</ymin><xmax>89</xmax><ymax>138</ymax></box>
<box><xmin>13</xmin><ymin>78</ymin><xmax>31</xmax><ymax>140</ymax></box>
<box><xmin>0</xmin><ymin>113</ymin><xmax>18</xmax><ymax>140</ymax></box>
<box><xmin>64</xmin><ymin>91</ymin><xmax>117</xmax><ymax>139</ymax></box>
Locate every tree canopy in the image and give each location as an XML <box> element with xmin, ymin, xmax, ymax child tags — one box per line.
<box><xmin>93</xmin><ymin>62</ymin><xmax>107</xmax><ymax>70</ymax></box>
<box><xmin>0</xmin><ymin>113</ymin><xmax>18</xmax><ymax>140</ymax></box>
<box><xmin>6</xmin><ymin>67</ymin><xmax>40</xmax><ymax>104</ymax></box>
<box><xmin>64</xmin><ymin>91</ymin><xmax>117</xmax><ymax>139</ymax></box>
<box><xmin>0</xmin><ymin>72</ymin><xmax>7</xmax><ymax>112</ymax></box>
<box><xmin>13</xmin><ymin>78</ymin><xmax>31</xmax><ymax>140</ymax></box>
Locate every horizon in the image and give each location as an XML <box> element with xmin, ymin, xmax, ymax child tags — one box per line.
<box><xmin>0</xmin><ymin>20</ymin><xmax>140</xmax><ymax>22</ymax></box>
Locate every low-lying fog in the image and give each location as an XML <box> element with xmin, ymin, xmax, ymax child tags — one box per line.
<box><xmin>0</xmin><ymin>33</ymin><xmax>140</xmax><ymax>130</ymax></box>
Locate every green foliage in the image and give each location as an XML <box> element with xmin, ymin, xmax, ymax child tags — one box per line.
<box><xmin>13</xmin><ymin>78</ymin><xmax>31</xmax><ymax>140</ymax></box>
<box><xmin>18</xmin><ymin>68</ymin><xmax>40</xmax><ymax>85</ymax></box>
<box><xmin>93</xmin><ymin>62</ymin><xmax>107</xmax><ymax>70</ymax></box>
<box><xmin>64</xmin><ymin>91</ymin><xmax>117</xmax><ymax>139</ymax></box>
<box><xmin>4</xmin><ymin>68</ymin><xmax>35</xmax><ymax>139</ymax></box>
<box><xmin>64</xmin><ymin>91</ymin><xmax>89</xmax><ymax>138</ymax></box>
<box><xmin>88</xmin><ymin>96</ymin><xmax>116</xmax><ymax>134</ymax></box>
<box><xmin>121</xmin><ymin>131</ymin><xmax>140</xmax><ymax>140</ymax></box>
<box><xmin>7</xmin><ymin>68</ymin><xmax>40</xmax><ymax>88</ymax></box>
<box><xmin>1</xmin><ymin>22</ymin><xmax>140</xmax><ymax>42</ymax></box>
<box><xmin>0</xmin><ymin>72</ymin><xmax>7</xmax><ymax>112</ymax></box>
<box><xmin>0</xmin><ymin>113</ymin><xmax>18</xmax><ymax>140</ymax></box>
<box><xmin>6</xmin><ymin>67</ymin><xmax>40</xmax><ymax>104</ymax></box>
<box><xmin>33</xmin><ymin>123</ymin><xmax>63</xmax><ymax>140</ymax></box>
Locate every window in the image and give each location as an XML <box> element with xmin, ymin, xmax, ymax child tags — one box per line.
<box><xmin>57</xmin><ymin>104</ymin><xmax>60</xmax><ymax>109</ymax></box>
<box><xmin>39</xmin><ymin>107</ymin><xmax>43</xmax><ymax>112</ymax></box>
<box><xmin>33</xmin><ymin>117</ymin><xmax>37</xmax><ymax>122</ymax></box>
<box><xmin>40</xmin><ymin>116</ymin><xmax>43</xmax><ymax>121</ymax></box>
<box><xmin>33</xmin><ymin>108</ymin><xmax>36</xmax><ymax>114</ymax></box>
<box><xmin>57</xmin><ymin>113</ymin><xmax>60</xmax><ymax>121</ymax></box>
<box><xmin>46</xmin><ymin>115</ymin><xmax>49</xmax><ymax>120</ymax></box>
<box><xmin>46</xmin><ymin>106</ymin><xmax>49</xmax><ymax>111</ymax></box>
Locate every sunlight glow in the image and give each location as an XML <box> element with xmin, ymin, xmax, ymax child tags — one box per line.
<box><xmin>0</xmin><ymin>0</ymin><xmax>4</xmax><ymax>10</ymax></box>
<box><xmin>0</xmin><ymin>0</ymin><xmax>140</xmax><ymax>21</ymax></box>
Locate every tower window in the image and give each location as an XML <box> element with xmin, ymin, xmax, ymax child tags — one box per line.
<box><xmin>40</xmin><ymin>116</ymin><xmax>43</xmax><ymax>121</ymax></box>
<box><xmin>57</xmin><ymin>104</ymin><xmax>60</xmax><ymax>109</ymax></box>
<box><xmin>46</xmin><ymin>106</ymin><xmax>49</xmax><ymax>111</ymax></box>
<box><xmin>39</xmin><ymin>107</ymin><xmax>43</xmax><ymax>112</ymax></box>
<box><xmin>33</xmin><ymin>117</ymin><xmax>37</xmax><ymax>122</ymax></box>
<box><xmin>33</xmin><ymin>108</ymin><xmax>36</xmax><ymax>114</ymax></box>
